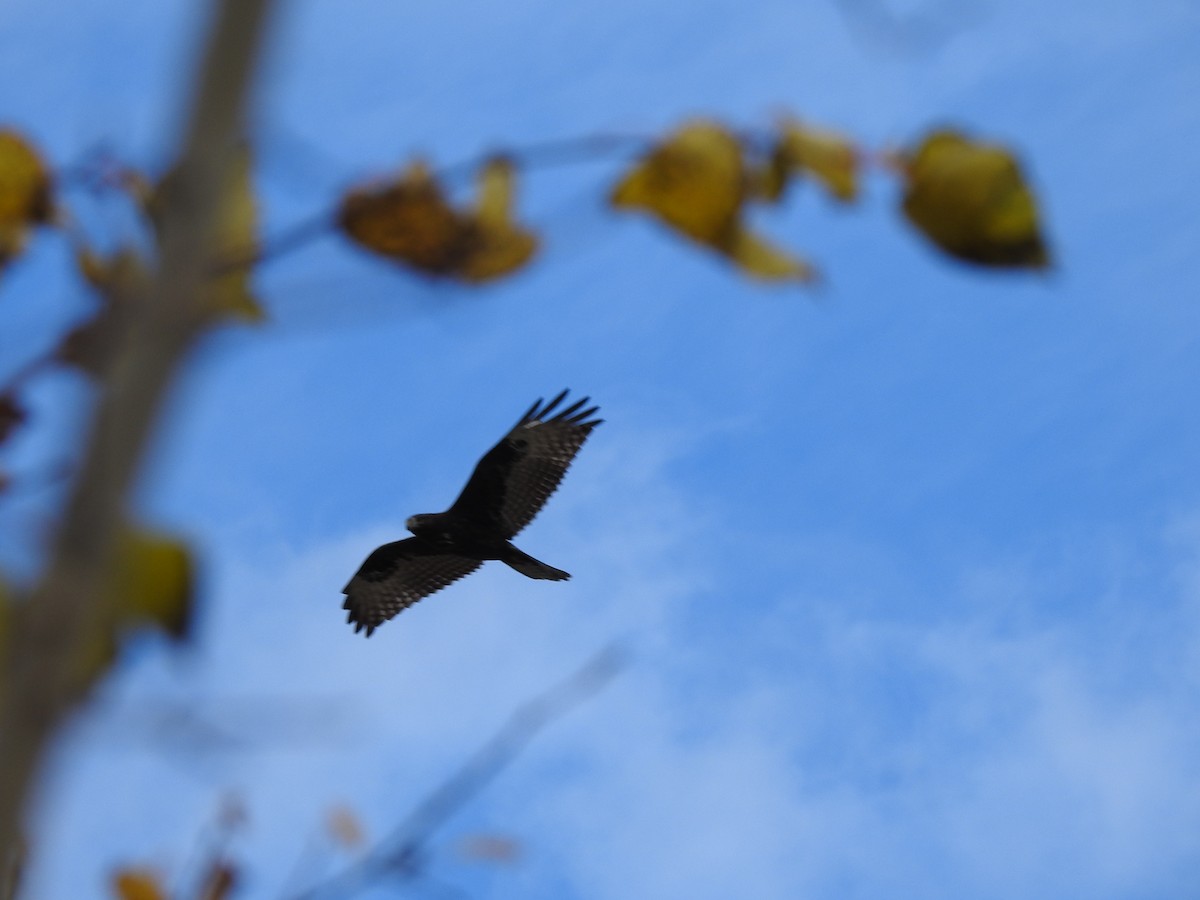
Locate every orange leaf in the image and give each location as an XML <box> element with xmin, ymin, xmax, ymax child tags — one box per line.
<box><xmin>110</xmin><ymin>867</ymin><xmax>167</xmax><ymax>900</ymax></box>
<box><xmin>899</xmin><ymin>129</ymin><xmax>1050</xmax><ymax>268</ymax></box>
<box><xmin>327</xmin><ymin>805</ymin><xmax>367</xmax><ymax>849</ymax></box>
<box><xmin>611</xmin><ymin>120</ymin><xmax>745</xmax><ymax>242</ymax></box>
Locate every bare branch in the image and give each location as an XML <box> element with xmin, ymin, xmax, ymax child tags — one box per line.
<box><xmin>287</xmin><ymin>644</ymin><xmax>626</xmax><ymax>900</ymax></box>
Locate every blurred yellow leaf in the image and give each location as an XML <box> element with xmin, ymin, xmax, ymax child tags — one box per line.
<box><xmin>110</xmin><ymin>867</ymin><xmax>167</xmax><ymax>900</ymax></box>
<box><xmin>74</xmin><ymin>245</ymin><xmax>150</xmax><ymax>300</ymax></box>
<box><xmin>0</xmin><ymin>130</ymin><xmax>52</xmax><ymax>270</ymax></box>
<box><xmin>338</xmin><ymin>158</ymin><xmax>537</xmax><ymax>283</ymax></box>
<box><xmin>475</xmin><ymin>156</ymin><xmax>517</xmax><ymax>228</ymax></box>
<box><xmin>208</xmin><ymin>148</ymin><xmax>265</xmax><ymax>321</ymax></box>
<box><xmin>719</xmin><ymin>228</ymin><xmax>817</xmax><ymax>282</ymax></box>
<box><xmin>462</xmin><ymin>156</ymin><xmax>539</xmax><ymax>281</ymax></box>
<box><xmin>611</xmin><ymin>120</ymin><xmax>744</xmax><ymax>242</ymax></box>
<box><xmin>114</xmin><ymin>527</ymin><xmax>194</xmax><ymax>640</ymax></box>
<box><xmin>147</xmin><ymin>149</ymin><xmax>265</xmax><ymax>320</ymax></box>
<box><xmin>76</xmin><ymin>526</ymin><xmax>195</xmax><ymax>687</ymax></box>
<box><xmin>772</xmin><ymin>119</ymin><xmax>860</xmax><ymax>203</ymax></box>
<box><xmin>899</xmin><ymin>129</ymin><xmax>1050</xmax><ymax>268</ymax></box>
<box><xmin>327</xmin><ymin>805</ymin><xmax>367</xmax><ymax>849</ymax></box>
<box><xmin>458</xmin><ymin>833</ymin><xmax>522</xmax><ymax>864</ymax></box>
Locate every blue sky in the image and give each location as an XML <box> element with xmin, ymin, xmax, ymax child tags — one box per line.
<box><xmin>3</xmin><ymin>0</ymin><xmax>1200</xmax><ymax>897</ymax></box>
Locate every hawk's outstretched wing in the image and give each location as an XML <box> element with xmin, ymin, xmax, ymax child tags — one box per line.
<box><xmin>342</xmin><ymin>538</ymin><xmax>482</xmax><ymax>636</ymax></box>
<box><xmin>448</xmin><ymin>390</ymin><xmax>602</xmax><ymax>539</ymax></box>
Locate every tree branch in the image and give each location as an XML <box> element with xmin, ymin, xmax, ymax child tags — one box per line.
<box><xmin>0</xmin><ymin>0</ymin><xmax>277</xmax><ymax>884</ymax></box>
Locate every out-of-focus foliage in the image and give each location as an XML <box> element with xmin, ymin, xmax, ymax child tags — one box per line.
<box><xmin>338</xmin><ymin>157</ymin><xmax>538</xmax><ymax>282</ymax></box>
<box><xmin>458</xmin><ymin>833</ymin><xmax>522</xmax><ymax>864</ymax></box>
<box><xmin>206</xmin><ymin>149</ymin><xmax>265</xmax><ymax>321</ymax></box>
<box><xmin>59</xmin><ymin>248</ymin><xmax>151</xmax><ymax>378</ymax></box>
<box><xmin>0</xmin><ymin>391</ymin><xmax>26</xmax><ymax>446</ymax></box>
<box><xmin>112</xmin><ymin>527</ymin><xmax>194</xmax><ymax>640</ymax></box>
<box><xmin>110</xmin><ymin>867</ymin><xmax>167</xmax><ymax>900</ymax></box>
<box><xmin>768</xmin><ymin>118</ymin><xmax>860</xmax><ymax>203</ymax></box>
<box><xmin>611</xmin><ymin>120</ymin><xmax>816</xmax><ymax>282</ymax></box>
<box><xmin>897</xmin><ymin>129</ymin><xmax>1050</xmax><ymax>268</ymax></box>
<box><xmin>327</xmin><ymin>805</ymin><xmax>367</xmax><ymax>850</ymax></box>
<box><xmin>141</xmin><ymin>149</ymin><xmax>265</xmax><ymax>321</ymax></box>
<box><xmin>0</xmin><ymin>130</ymin><xmax>52</xmax><ymax>271</ymax></box>
<box><xmin>76</xmin><ymin>526</ymin><xmax>195</xmax><ymax>688</ymax></box>
<box><xmin>196</xmin><ymin>860</ymin><xmax>237</xmax><ymax>900</ymax></box>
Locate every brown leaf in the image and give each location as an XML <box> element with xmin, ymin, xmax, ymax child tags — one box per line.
<box><xmin>110</xmin><ymin>867</ymin><xmax>167</xmax><ymax>900</ymax></box>
<box><xmin>0</xmin><ymin>392</ymin><xmax>27</xmax><ymax>445</ymax></box>
<box><xmin>772</xmin><ymin>118</ymin><xmax>860</xmax><ymax>203</ymax></box>
<box><xmin>0</xmin><ymin>130</ymin><xmax>52</xmax><ymax>271</ymax></box>
<box><xmin>458</xmin><ymin>834</ymin><xmax>522</xmax><ymax>864</ymax></box>
<box><xmin>197</xmin><ymin>861</ymin><xmax>237</xmax><ymax>900</ymax></box>
<box><xmin>898</xmin><ymin>129</ymin><xmax>1050</xmax><ymax>268</ymax></box>
<box><xmin>611</xmin><ymin>120</ymin><xmax>745</xmax><ymax>242</ymax></box>
<box><xmin>327</xmin><ymin>805</ymin><xmax>367</xmax><ymax>850</ymax></box>
<box><xmin>338</xmin><ymin>159</ymin><xmax>537</xmax><ymax>283</ymax></box>
<box><xmin>60</xmin><ymin>247</ymin><xmax>150</xmax><ymax>378</ymax></box>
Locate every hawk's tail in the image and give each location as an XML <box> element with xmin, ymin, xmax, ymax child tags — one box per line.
<box><xmin>502</xmin><ymin>544</ymin><xmax>570</xmax><ymax>581</ymax></box>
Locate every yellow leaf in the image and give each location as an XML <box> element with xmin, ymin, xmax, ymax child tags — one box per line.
<box><xmin>464</xmin><ymin>156</ymin><xmax>539</xmax><ymax>282</ymax></box>
<box><xmin>0</xmin><ymin>130</ymin><xmax>52</xmax><ymax>270</ymax></box>
<box><xmin>339</xmin><ymin>159</ymin><xmax>538</xmax><ymax>283</ymax></box>
<box><xmin>110</xmin><ymin>867</ymin><xmax>167</xmax><ymax>900</ymax></box>
<box><xmin>899</xmin><ymin>129</ymin><xmax>1050</xmax><ymax>268</ymax></box>
<box><xmin>148</xmin><ymin>150</ymin><xmax>265</xmax><ymax>321</ymax></box>
<box><xmin>327</xmin><ymin>805</ymin><xmax>367</xmax><ymax>849</ymax></box>
<box><xmin>208</xmin><ymin>148</ymin><xmax>265</xmax><ymax>321</ymax></box>
<box><xmin>75</xmin><ymin>245</ymin><xmax>150</xmax><ymax>299</ymax></box>
<box><xmin>611</xmin><ymin>120</ymin><xmax>745</xmax><ymax>242</ymax></box>
<box><xmin>773</xmin><ymin>119</ymin><xmax>860</xmax><ymax>203</ymax></box>
<box><xmin>113</xmin><ymin>527</ymin><xmax>194</xmax><ymax>640</ymax></box>
<box><xmin>475</xmin><ymin>156</ymin><xmax>516</xmax><ymax>228</ymax></box>
<box><xmin>719</xmin><ymin>228</ymin><xmax>817</xmax><ymax>283</ymax></box>
<box><xmin>75</xmin><ymin>526</ymin><xmax>195</xmax><ymax>688</ymax></box>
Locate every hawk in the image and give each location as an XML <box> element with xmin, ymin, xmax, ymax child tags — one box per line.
<box><xmin>343</xmin><ymin>390</ymin><xmax>602</xmax><ymax>636</ymax></box>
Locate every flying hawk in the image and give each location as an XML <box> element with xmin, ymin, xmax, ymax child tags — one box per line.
<box><xmin>343</xmin><ymin>390</ymin><xmax>602</xmax><ymax>636</ymax></box>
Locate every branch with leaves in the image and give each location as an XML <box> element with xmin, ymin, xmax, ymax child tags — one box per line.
<box><xmin>0</xmin><ymin>2</ymin><xmax>1051</xmax><ymax>893</ymax></box>
<box><xmin>0</xmin><ymin>0</ymin><xmax>278</xmax><ymax>888</ymax></box>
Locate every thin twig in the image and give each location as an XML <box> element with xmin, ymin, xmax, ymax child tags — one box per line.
<box><xmin>287</xmin><ymin>644</ymin><xmax>626</xmax><ymax>900</ymax></box>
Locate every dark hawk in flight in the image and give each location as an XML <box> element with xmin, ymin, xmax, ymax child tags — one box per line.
<box><xmin>343</xmin><ymin>390</ymin><xmax>602</xmax><ymax>636</ymax></box>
